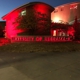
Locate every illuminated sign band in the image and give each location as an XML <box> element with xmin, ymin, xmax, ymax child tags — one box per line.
<box><xmin>11</xmin><ymin>36</ymin><xmax>72</xmax><ymax>42</ymax></box>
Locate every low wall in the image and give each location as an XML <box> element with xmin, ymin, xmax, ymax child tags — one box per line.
<box><xmin>11</xmin><ymin>36</ymin><xmax>73</xmax><ymax>42</ymax></box>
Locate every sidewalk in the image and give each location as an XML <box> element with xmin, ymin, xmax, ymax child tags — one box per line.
<box><xmin>0</xmin><ymin>52</ymin><xmax>80</xmax><ymax>80</ymax></box>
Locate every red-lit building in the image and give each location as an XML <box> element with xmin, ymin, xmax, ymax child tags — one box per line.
<box><xmin>51</xmin><ymin>1</ymin><xmax>80</xmax><ymax>39</ymax></box>
<box><xmin>2</xmin><ymin>1</ymin><xmax>80</xmax><ymax>40</ymax></box>
<box><xmin>51</xmin><ymin>1</ymin><xmax>80</xmax><ymax>24</ymax></box>
<box><xmin>2</xmin><ymin>2</ymin><xmax>54</xmax><ymax>38</ymax></box>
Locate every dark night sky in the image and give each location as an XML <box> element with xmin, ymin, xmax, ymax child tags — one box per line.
<box><xmin>0</xmin><ymin>0</ymin><xmax>79</xmax><ymax>20</ymax></box>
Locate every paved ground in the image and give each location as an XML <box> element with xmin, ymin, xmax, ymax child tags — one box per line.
<box><xmin>0</xmin><ymin>52</ymin><xmax>80</xmax><ymax>80</ymax></box>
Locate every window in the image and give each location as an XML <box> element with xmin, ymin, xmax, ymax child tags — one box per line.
<box><xmin>54</xmin><ymin>8</ymin><xmax>58</xmax><ymax>13</ymax></box>
<box><xmin>54</xmin><ymin>10</ymin><xmax>58</xmax><ymax>13</ymax></box>
<box><xmin>61</xmin><ymin>8</ymin><xmax>63</xmax><ymax>11</ymax></box>
<box><xmin>21</xmin><ymin>10</ymin><xmax>26</xmax><ymax>16</ymax></box>
<box><xmin>61</xmin><ymin>6</ymin><xmax>64</xmax><ymax>11</ymax></box>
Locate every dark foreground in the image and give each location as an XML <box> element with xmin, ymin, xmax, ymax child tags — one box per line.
<box><xmin>0</xmin><ymin>41</ymin><xmax>80</xmax><ymax>53</ymax></box>
<box><xmin>0</xmin><ymin>42</ymin><xmax>80</xmax><ymax>80</ymax></box>
<box><xmin>0</xmin><ymin>51</ymin><xmax>80</xmax><ymax>80</ymax></box>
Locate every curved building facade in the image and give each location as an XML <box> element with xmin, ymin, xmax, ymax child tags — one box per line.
<box><xmin>2</xmin><ymin>1</ymin><xmax>80</xmax><ymax>40</ymax></box>
<box><xmin>2</xmin><ymin>2</ymin><xmax>54</xmax><ymax>38</ymax></box>
<box><xmin>51</xmin><ymin>1</ymin><xmax>80</xmax><ymax>24</ymax></box>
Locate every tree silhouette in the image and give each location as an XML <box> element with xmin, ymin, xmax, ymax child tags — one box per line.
<box><xmin>14</xmin><ymin>9</ymin><xmax>37</xmax><ymax>35</ymax></box>
<box><xmin>0</xmin><ymin>25</ymin><xmax>4</xmax><ymax>37</ymax></box>
<box><xmin>73</xmin><ymin>16</ymin><xmax>80</xmax><ymax>40</ymax></box>
<box><xmin>14</xmin><ymin>9</ymin><xmax>51</xmax><ymax>35</ymax></box>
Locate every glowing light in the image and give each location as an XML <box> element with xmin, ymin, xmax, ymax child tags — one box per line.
<box><xmin>34</xmin><ymin>4</ymin><xmax>48</xmax><ymax>14</ymax></box>
<box><xmin>53</xmin><ymin>30</ymin><xmax>56</xmax><ymax>36</ymax></box>
<box><xmin>0</xmin><ymin>38</ymin><xmax>10</xmax><ymax>46</ymax></box>
<box><xmin>53</xmin><ymin>17</ymin><xmax>60</xmax><ymax>23</ymax></box>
